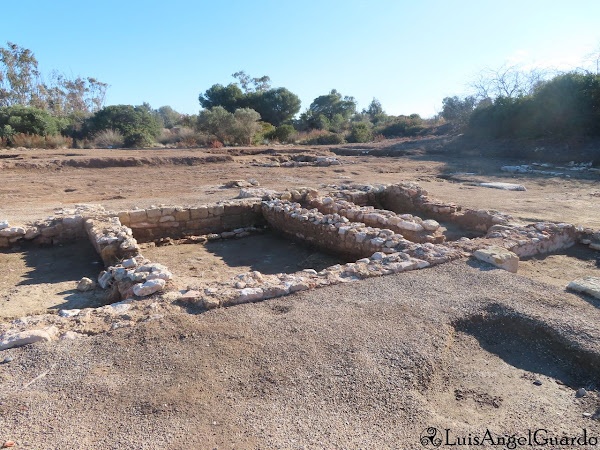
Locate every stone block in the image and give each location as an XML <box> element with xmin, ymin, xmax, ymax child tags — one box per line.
<box><xmin>129</xmin><ymin>210</ymin><xmax>148</xmax><ymax>223</ymax></box>
<box><xmin>175</xmin><ymin>209</ymin><xmax>191</xmax><ymax>221</ymax></box>
<box><xmin>473</xmin><ymin>246</ymin><xmax>518</xmax><ymax>273</ymax></box>
<box><xmin>567</xmin><ymin>277</ymin><xmax>600</xmax><ymax>299</ymax></box>
<box><xmin>190</xmin><ymin>207</ymin><xmax>209</xmax><ymax>220</ymax></box>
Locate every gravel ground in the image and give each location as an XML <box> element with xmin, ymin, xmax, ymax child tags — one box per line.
<box><xmin>1</xmin><ymin>260</ymin><xmax>599</xmax><ymax>449</ymax></box>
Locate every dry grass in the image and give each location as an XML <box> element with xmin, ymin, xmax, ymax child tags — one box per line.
<box><xmin>93</xmin><ymin>129</ymin><xmax>124</xmax><ymax>148</ymax></box>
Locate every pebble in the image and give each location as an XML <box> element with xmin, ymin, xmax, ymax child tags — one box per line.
<box><xmin>533</xmin><ymin>379</ymin><xmax>542</xmax><ymax>386</ymax></box>
<box><xmin>576</xmin><ymin>388</ymin><xmax>587</xmax><ymax>398</ymax></box>
<box><xmin>2</xmin><ymin>356</ymin><xmax>14</xmax><ymax>364</ymax></box>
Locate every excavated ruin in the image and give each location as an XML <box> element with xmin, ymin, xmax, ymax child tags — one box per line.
<box><xmin>1</xmin><ymin>182</ymin><xmax>599</xmax><ymax>348</ymax></box>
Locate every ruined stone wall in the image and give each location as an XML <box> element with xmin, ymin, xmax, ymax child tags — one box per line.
<box><xmin>0</xmin><ymin>206</ymin><xmax>106</xmax><ymax>249</ymax></box>
<box><xmin>119</xmin><ymin>199</ymin><xmax>265</xmax><ymax>242</ymax></box>
<box><xmin>84</xmin><ymin>217</ymin><xmax>140</xmax><ymax>266</ymax></box>
<box><xmin>373</xmin><ymin>183</ymin><xmax>510</xmax><ymax>232</ymax></box>
<box><xmin>262</xmin><ymin>199</ymin><xmax>462</xmax><ymax>265</ymax></box>
<box><xmin>307</xmin><ymin>196</ymin><xmax>445</xmax><ymax>244</ymax></box>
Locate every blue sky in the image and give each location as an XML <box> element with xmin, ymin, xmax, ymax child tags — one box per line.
<box><xmin>2</xmin><ymin>1</ymin><xmax>599</xmax><ymax>118</ymax></box>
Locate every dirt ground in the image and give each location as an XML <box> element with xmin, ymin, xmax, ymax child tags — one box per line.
<box><xmin>0</xmin><ymin>241</ymin><xmax>107</xmax><ymax>320</ymax></box>
<box><xmin>0</xmin><ymin>138</ymin><xmax>599</xmax><ymax>448</ymax></box>
<box><xmin>143</xmin><ymin>232</ymin><xmax>348</xmax><ymax>288</ymax></box>
<box><xmin>518</xmin><ymin>245</ymin><xmax>600</xmax><ymax>289</ymax></box>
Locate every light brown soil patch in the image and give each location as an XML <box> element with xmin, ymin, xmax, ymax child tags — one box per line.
<box><xmin>0</xmin><ymin>241</ymin><xmax>107</xmax><ymax>319</ymax></box>
<box><xmin>142</xmin><ymin>232</ymin><xmax>348</xmax><ymax>287</ymax></box>
<box><xmin>518</xmin><ymin>245</ymin><xmax>600</xmax><ymax>290</ymax></box>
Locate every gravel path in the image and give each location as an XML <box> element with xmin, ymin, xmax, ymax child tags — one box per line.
<box><xmin>1</xmin><ymin>260</ymin><xmax>599</xmax><ymax>448</ymax></box>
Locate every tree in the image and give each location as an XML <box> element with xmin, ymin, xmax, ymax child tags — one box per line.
<box><xmin>157</xmin><ymin>106</ymin><xmax>183</xmax><ymax>128</ymax></box>
<box><xmin>246</xmin><ymin>87</ymin><xmax>301</xmax><ymax>126</ymax></box>
<box><xmin>364</xmin><ymin>98</ymin><xmax>384</xmax><ymax>118</ymax></box>
<box><xmin>441</xmin><ymin>96</ymin><xmax>477</xmax><ymax>127</ymax></box>
<box><xmin>348</xmin><ymin>122</ymin><xmax>373</xmax><ymax>143</ymax></box>
<box><xmin>308</xmin><ymin>89</ymin><xmax>357</xmax><ymax>120</ymax></box>
<box><xmin>0</xmin><ymin>42</ymin><xmax>43</xmax><ymax>107</ymax></box>
<box><xmin>197</xmin><ymin>106</ymin><xmax>235</xmax><ymax>143</ymax></box>
<box><xmin>198</xmin><ymin>83</ymin><xmax>244</xmax><ymax>112</ymax></box>
<box><xmin>232</xmin><ymin>71</ymin><xmax>271</xmax><ymax>93</ymax></box>
<box><xmin>231</xmin><ymin>108</ymin><xmax>261</xmax><ymax>145</ymax></box>
<box><xmin>272</xmin><ymin>124</ymin><xmax>296</xmax><ymax>143</ymax></box>
<box><xmin>0</xmin><ymin>42</ymin><xmax>107</xmax><ymax>114</ymax></box>
<box><xmin>0</xmin><ymin>105</ymin><xmax>68</xmax><ymax>137</ymax></box>
<box><xmin>471</xmin><ymin>64</ymin><xmax>547</xmax><ymax>100</ymax></box>
<box><xmin>198</xmin><ymin>74</ymin><xmax>300</xmax><ymax>126</ymax></box>
<box><xmin>86</xmin><ymin>104</ymin><xmax>161</xmax><ymax>146</ymax></box>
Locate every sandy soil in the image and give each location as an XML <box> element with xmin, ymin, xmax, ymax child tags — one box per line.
<box><xmin>143</xmin><ymin>232</ymin><xmax>348</xmax><ymax>288</ymax></box>
<box><xmin>0</xmin><ymin>241</ymin><xmax>107</xmax><ymax>320</ymax></box>
<box><xmin>518</xmin><ymin>244</ymin><xmax>600</xmax><ymax>289</ymax></box>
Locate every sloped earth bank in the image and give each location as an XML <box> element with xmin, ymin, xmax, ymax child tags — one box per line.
<box><xmin>0</xmin><ymin>261</ymin><xmax>599</xmax><ymax>448</ymax></box>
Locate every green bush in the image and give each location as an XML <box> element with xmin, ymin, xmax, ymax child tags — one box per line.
<box><xmin>347</xmin><ymin>123</ymin><xmax>373</xmax><ymax>143</ymax></box>
<box><xmin>85</xmin><ymin>105</ymin><xmax>161</xmax><ymax>147</ymax></box>
<box><xmin>273</xmin><ymin>124</ymin><xmax>296</xmax><ymax>143</ymax></box>
<box><xmin>468</xmin><ymin>72</ymin><xmax>600</xmax><ymax>139</ymax></box>
<box><xmin>0</xmin><ymin>105</ymin><xmax>68</xmax><ymax>136</ymax></box>
<box><xmin>124</xmin><ymin>131</ymin><xmax>155</xmax><ymax>148</ymax></box>
<box><xmin>303</xmin><ymin>132</ymin><xmax>345</xmax><ymax>145</ymax></box>
<box><xmin>253</xmin><ymin>121</ymin><xmax>276</xmax><ymax>145</ymax></box>
<box><xmin>378</xmin><ymin>116</ymin><xmax>425</xmax><ymax>137</ymax></box>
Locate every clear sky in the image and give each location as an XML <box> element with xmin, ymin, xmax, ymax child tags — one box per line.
<box><xmin>2</xmin><ymin>0</ymin><xmax>599</xmax><ymax>118</ymax></box>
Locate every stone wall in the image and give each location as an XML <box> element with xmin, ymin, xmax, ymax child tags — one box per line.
<box><xmin>307</xmin><ymin>196</ymin><xmax>445</xmax><ymax>244</ymax></box>
<box><xmin>0</xmin><ymin>205</ymin><xmax>105</xmax><ymax>249</ymax></box>
<box><xmin>262</xmin><ymin>199</ymin><xmax>462</xmax><ymax>265</ymax></box>
<box><xmin>119</xmin><ymin>199</ymin><xmax>265</xmax><ymax>242</ymax></box>
<box><xmin>381</xmin><ymin>183</ymin><xmax>512</xmax><ymax>232</ymax></box>
<box><xmin>84</xmin><ymin>217</ymin><xmax>140</xmax><ymax>266</ymax></box>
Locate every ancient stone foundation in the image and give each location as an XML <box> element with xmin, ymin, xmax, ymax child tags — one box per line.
<box><xmin>1</xmin><ymin>182</ymin><xmax>599</xmax><ymax>319</ymax></box>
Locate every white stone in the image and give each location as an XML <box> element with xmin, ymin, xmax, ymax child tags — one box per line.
<box><xmin>146</xmin><ymin>269</ymin><xmax>172</xmax><ymax>281</ymax></box>
<box><xmin>422</xmin><ymin>219</ymin><xmax>439</xmax><ymax>231</ymax></box>
<box><xmin>59</xmin><ymin>309</ymin><xmax>81</xmax><ymax>317</ymax></box>
<box><xmin>396</xmin><ymin>221</ymin><xmax>423</xmax><ymax>232</ymax></box>
<box><xmin>0</xmin><ymin>226</ymin><xmax>26</xmax><ymax>237</ymax></box>
<box><xmin>133</xmin><ymin>279</ymin><xmax>166</xmax><ymax>297</ymax></box>
<box><xmin>97</xmin><ymin>271</ymin><xmax>113</xmax><ymax>289</ymax></box>
<box><xmin>121</xmin><ymin>258</ymin><xmax>137</xmax><ymax>269</ymax></box>
<box><xmin>567</xmin><ymin>277</ymin><xmax>600</xmax><ymax>299</ymax></box>
<box><xmin>235</xmin><ymin>287</ymin><xmax>264</xmax><ymax>303</ymax></box>
<box><xmin>77</xmin><ymin>277</ymin><xmax>95</xmax><ymax>292</ymax></box>
<box><xmin>0</xmin><ymin>326</ymin><xmax>59</xmax><ymax>351</ymax></box>
<box><xmin>371</xmin><ymin>252</ymin><xmax>386</xmax><ymax>261</ymax></box>
<box><xmin>370</xmin><ymin>237</ymin><xmax>386</xmax><ymax>246</ymax></box>
<box><xmin>473</xmin><ymin>246</ymin><xmax>519</xmax><ymax>273</ymax></box>
<box><xmin>0</xmin><ymin>221</ymin><xmax>9</xmax><ymax>230</ymax></box>
<box><xmin>107</xmin><ymin>301</ymin><xmax>132</xmax><ymax>314</ymax></box>
<box><xmin>479</xmin><ymin>182</ymin><xmax>526</xmax><ymax>191</ymax></box>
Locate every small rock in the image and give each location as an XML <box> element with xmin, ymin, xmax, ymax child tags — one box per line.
<box><xmin>567</xmin><ymin>277</ymin><xmax>600</xmax><ymax>300</ymax></box>
<box><xmin>473</xmin><ymin>246</ymin><xmax>519</xmax><ymax>273</ymax></box>
<box><xmin>1</xmin><ymin>356</ymin><xmax>13</xmax><ymax>364</ymax></box>
<box><xmin>59</xmin><ymin>309</ymin><xmax>81</xmax><ymax>318</ymax></box>
<box><xmin>576</xmin><ymin>388</ymin><xmax>588</xmax><ymax>398</ymax></box>
<box><xmin>533</xmin><ymin>379</ymin><xmax>542</xmax><ymax>386</ymax></box>
<box><xmin>60</xmin><ymin>331</ymin><xmax>82</xmax><ymax>340</ymax></box>
<box><xmin>133</xmin><ymin>279</ymin><xmax>166</xmax><ymax>297</ymax></box>
<box><xmin>0</xmin><ymin>326</ymin><xmax>59</xmax><ymax>351</ymax></box>
<box><xmin>77</xmin><ymin>276</ymin><xmax>95</xmax><ymax>292</ymax></box>
<box><xmin>583</xmin><ymin>412</ymin><xmax>592</xmax><ymax>418</ymax></box>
